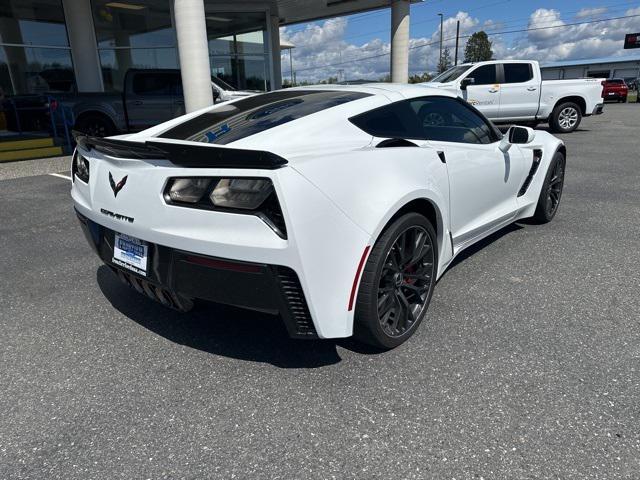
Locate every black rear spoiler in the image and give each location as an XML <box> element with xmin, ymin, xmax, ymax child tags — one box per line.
<box><xmin>73</xmin><ymin>132</ymin><xmax>288</xmax><ymax>169</ymax></box>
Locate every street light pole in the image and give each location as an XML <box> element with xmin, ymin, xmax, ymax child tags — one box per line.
<box><xmin>438</xmin><ymin>13</ymin><xmax>444</xmax><ymax>72</ymax></box>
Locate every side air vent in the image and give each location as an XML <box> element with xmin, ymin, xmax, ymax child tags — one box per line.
<box><xmin>518</xmin><ymin>149</ymin><xmax>543</xmax><ymax>197</ymax></box>
<box><xmin>274</xmin><ymin>267</ymin><xmax>317</xmax><ymax>338</ymax></box>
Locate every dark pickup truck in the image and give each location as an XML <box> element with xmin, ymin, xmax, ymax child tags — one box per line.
<box><xmin>59</xmin><ymin>69</ymin><xmax>256</xmax><ymax>136</ymax></box>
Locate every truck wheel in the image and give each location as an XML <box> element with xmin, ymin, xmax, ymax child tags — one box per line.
<box><xmin>549</xmin><ymin>102</ymin><xmax>582</xmax><ymax>133</ymax></box>
<box><xmin>354</xmin><ymin>213</ymin><xmax>437</xmax><ymax>350</ymax></box>
<box><xmin>75</xmin><ymin>114</ymin><xmax>116</xmax><ymax>137</ymax></box>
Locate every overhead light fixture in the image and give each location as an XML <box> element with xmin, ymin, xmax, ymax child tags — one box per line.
<box><xmin>105</xmin><ymin>2</ymin><xmax>146</xmax><ymax>10</ymax></box>
<box><xmin>206</xmin><ymin>16</ymin><xmax>232</xmax><ymax>22</ymax></box>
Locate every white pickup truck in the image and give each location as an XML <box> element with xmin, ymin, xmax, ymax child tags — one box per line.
<box><xmin>425</xmin><ymin>60</ymin><xmax>604</xmax><ymax>133</ymax></box>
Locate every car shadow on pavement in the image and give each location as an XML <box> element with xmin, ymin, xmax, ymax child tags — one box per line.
<box><xmin>446</xmin><ymin>222</ymin><xmax>524</xmax><ymax>272</ymax></box>
<box><xmin>96</xmin><ymin>265</ymin><xmax>344</xmax><ymax>369</ymax></box>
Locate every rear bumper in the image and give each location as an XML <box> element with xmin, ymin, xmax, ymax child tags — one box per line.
<box><xmin>592</xmin><ymin>103</ymin><xmax>604</xmax><ymax>115</ymax></box>
<box><xmin>76</xmin><ymin>210</ymin><xmax>317</xmax><ymax>339</ymax></box>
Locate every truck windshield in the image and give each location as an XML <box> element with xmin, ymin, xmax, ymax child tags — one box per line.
<box><xmin>431</xmin><ymin>65</ymin><xmax>472</xmax><ymax>83</ymax></box>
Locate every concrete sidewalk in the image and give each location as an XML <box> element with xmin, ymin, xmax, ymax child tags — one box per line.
<box><xmin>0</xmin><ymin>155</ymin><xmax>71</xmax><ymax>181</ymax></box>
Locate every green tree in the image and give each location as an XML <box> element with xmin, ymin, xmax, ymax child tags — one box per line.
<box><xmin>464</xmin><ymin>31</ymin><xmax>493</xmax><ymax>63</ymax></box>
<box><xmin>408</xmin><ymin>72</ymin><xmax>433</xmax><ymax>83</ymax></box>
<box><xmin>437</xmin><ymin>47</ymin><xmax>452</xmax><ymax>74</ymax></box>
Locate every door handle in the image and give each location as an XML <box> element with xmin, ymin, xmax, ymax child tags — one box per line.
<box><xmin>527</xmin><ymin>87</ymin><xmax>537</xmax><ymax>91</ymax></box>
<box><xmin>132</xmin><ymin>100</ymin><xmax>143</xmax><ymax>106</ymax></box>
<box><xmin>489</xmin><ymin>88</ymin><xmax>499</xmax><ymax>93</ymax></box>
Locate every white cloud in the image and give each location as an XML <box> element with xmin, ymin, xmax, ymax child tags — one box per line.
<box><xmin>280</xmin><ymin>6</ymin><xmax>640</xmax><ymax>82</ymax></box>
<box><xmin>576</xmin><ymin>7</ymin><xmax>608</xmax><ymax>19</ymax></box>
<box><xmin>503</xmin><ymin>6</ymin><xmax>640</xmax><ymax>62</ymax></box>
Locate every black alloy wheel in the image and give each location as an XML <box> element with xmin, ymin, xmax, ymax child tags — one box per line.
<box><xmin>533</xmin><ymin>151</ymin><xmax>565</xmax><ymax>223</ymax></box>
<box><xmin>377</xmin><ymin>225</ymin><xmax>434</xmax><ymax>338</ymax></box>
<box><xmin>354</xmin><ymin>213</ymin><xmax>437</xmax><ymax>349</ymax></box>
<box><xmin>546</xmin><ymin>157</ymin><xmax>564</xmax><ymax>217</ymax></box>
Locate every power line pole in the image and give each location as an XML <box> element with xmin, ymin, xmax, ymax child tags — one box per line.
<box><xmin>438</xmin><ymin>13</ymin><xmax>444</xmax><ymax>71</ymax></box>
<box><xmin>289</xmin><ymin>49</ymin><xmax>294</xmax><ymax>86</ymax></box>
<box><xmin>454</xmin><ymin>20</ymin><xmax>460</xmax><ymax>65</ymax></box>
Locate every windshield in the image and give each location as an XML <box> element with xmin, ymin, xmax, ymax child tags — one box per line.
<box><xmin>211</xmin><ymin>75</ymin><xmax>237</xmax><ymax>91</ymax></box>
<box><xmin>430</xmin><ymin>65</ymin><xmax>472</xmax><ymax>83</ymax></box>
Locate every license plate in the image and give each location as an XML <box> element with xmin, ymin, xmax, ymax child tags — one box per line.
<box><xmin>113</xmin><ymin>232</ymin><xmax>148</xmax><ymax>276</ymax></box>
<box><xmin>608</xmin><ymin>92</ymin><xmax>615</xmax><ymax>95</ymax></box>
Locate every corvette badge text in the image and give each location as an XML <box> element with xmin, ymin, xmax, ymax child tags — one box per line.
<box><xmin>100</xmin><ymin>208</ymin><xmax>134</xmax><ymax>223</ymax></box>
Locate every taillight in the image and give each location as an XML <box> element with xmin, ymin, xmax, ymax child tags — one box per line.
<box><xmin>164</xmin><ymin>177</ymin><xmax>287</xmax><ymax>239</ymax></box>
<box><xmin>72</xmin><ymin>149</ymin><xmax>90</xmax><ymax>183</ymax></box>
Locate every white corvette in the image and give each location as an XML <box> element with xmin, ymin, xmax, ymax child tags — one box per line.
<box><xmin>71</xmin><ymin>84</ymin><xmax>566</xmax><ymax>349</ymax></box>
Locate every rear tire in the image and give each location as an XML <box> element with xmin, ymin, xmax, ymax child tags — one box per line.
<box><xmin>532</xmin><ymin>151</ymin><xmax>565</xmax><ymax>223</ymax></box>
<box><xmin>74</xmin><ymin>113</ymin><xmax>117</xmax><ymax>137</ymax></box>
<box><xmin>354</xmin><ymin>213</ymin><xmax>437</xmax><ymax>349</ymax></box>
<box><xmin>549</xmin><ymin>102</ymin><xmax>582</xmax><ymax>133</ymax></box>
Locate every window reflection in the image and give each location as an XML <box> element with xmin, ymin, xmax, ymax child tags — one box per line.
<box><xmin>205</xmin><ymin>9</ymin><xmax>270</xmax><ymax>91</ymax></box>
<box><xmin>0</xmin><ymin>46</ymin><xmax>74</xmax><ymax>95</ymax></box>
<box><xmin>98</xmin><ymin>47</ymin><xmax>178</xmax><ymax>92</ymax></box>
<box><xmin>0</xmin><ymin>0</ymin><xmax>74</xmax><ymax>95</ymax></box>
<box><xmin>0</xmin><ymin>0</ymin><xmax>69</xmax><ymax>46</ymax></box>
<box><xmin>92</xmin><ymin>0</ymin><xmax>174</xmax><ymax>48</ymax></box>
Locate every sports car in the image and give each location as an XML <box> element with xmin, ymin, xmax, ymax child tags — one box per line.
<box><xmin>71</xmin><ymin>84</ymin><xmax>566</xmax><ymax>349</ymax></box>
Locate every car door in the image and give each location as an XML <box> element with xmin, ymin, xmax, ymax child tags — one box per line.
<box><xmin>125</xmin><ymin>72</ymin><xmax>176</xmax><ymax>131</ymax></box>
<box><xmin>459</xmin><ymin>64</ymin><xmax>500</xmax><ymax>119</ymax></box>
<box><xmin>410</xmin><ymin>96</ymin><xmax>527</xmax><ymax>247</ymax></box>
<box><xmin>498</xmin><ymin>62</ymin><xmax>541</xmax><ymax>120</ymax></box>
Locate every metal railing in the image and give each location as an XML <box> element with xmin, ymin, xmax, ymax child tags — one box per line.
<box><xmin>1</xmin><ymin>95</ymin><xmax>75</xmax><ymax>153</ymax></box>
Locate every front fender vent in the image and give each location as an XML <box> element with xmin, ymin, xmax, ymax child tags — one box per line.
<box><xmin>518</xmin><ymin>149</ymin><xmax>543</xmax><ymax>197</ymax></box>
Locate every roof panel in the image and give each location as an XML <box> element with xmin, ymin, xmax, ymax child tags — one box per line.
<box><xmin>276</xmin><ymin>0</ymin><xmax>421</xmax><ymax>25</ymax></box>
<box><xmin>540</xmin><ymin>53</ymin><xmax>640</xmax><ymax>69</ymax></box>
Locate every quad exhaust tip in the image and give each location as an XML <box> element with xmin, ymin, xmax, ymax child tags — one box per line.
<box><xmin>113</xmin><ymin>267</ymin><xmax>194</xmax><ymax>312</ymax></box>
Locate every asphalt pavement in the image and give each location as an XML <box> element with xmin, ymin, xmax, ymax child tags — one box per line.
<box><xmin>1</xmin><ymin>103</ymin><xmax>639</xmax><ymax>479</ymax></box>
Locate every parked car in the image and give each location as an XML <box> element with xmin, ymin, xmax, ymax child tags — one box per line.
<box><xmin>58</xmin><ymin>69</ymin><xmax>258</xmax><ymax>137</ymax></box>
<box><xmin>425</xmin><ymin>60</ymin><xmax>604</xmax><ymax>133</ymax></box>
<box><xmin>602</xmin><ymin>79</ymin><xmax>628</xmax><ymax>102</ymax></box>
<box><xmin>71</xmin><ymin>84</ymin><xmax>566</xmax><ymax>349</ymax></box>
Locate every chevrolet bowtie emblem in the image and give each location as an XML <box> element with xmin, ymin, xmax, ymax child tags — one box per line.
<box><xmin>109</xmin><ymin>172</ymin><xmax>128</xmax><ymax>198</ymax></box>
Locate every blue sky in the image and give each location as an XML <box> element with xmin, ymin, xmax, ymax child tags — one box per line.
<box><xmin>280</xmin><ymin>0</ymin><xmax>640</xmax><ymax>82</ymax></box>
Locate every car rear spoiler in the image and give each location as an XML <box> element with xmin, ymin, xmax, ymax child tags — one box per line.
<box><xmin>73</xmin><ymin>132</ymin><xmax>288</xmax><ymax>169</ymax></box>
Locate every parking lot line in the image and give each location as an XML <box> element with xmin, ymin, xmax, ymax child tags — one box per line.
<box><xmin>49</xmin><ymin>172</ymin><xmax>71</xmax><ymax>181</ymax></box>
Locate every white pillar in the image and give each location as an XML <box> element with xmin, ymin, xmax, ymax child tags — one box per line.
<box><xmin>62</xmin><ymin>0</ymin><xmax>104</xmax><ymax>92</ymax></box>
<box><xmin>390</xmin><ymin>0</ymin><xmax>410</xmax><ymax>83</ymax></box>
<box><xmin>268</xmin><ymin>14</ymin><xmax>282</xmax><ymax>90</ymax></box>
<box><xmin>173</xmin><ymin>0</ymin><xmax>213</xmax><ymax>112</ymax></box>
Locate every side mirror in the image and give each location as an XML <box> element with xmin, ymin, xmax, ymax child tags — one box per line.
<box><xmin>499</xmin><ymin>126</ymin><xmax>535</xmax><ymax>153</ymax></box>
<box><xmin>212</xmin><ymin>88</ymin><xmax>220</xmax><ymax>103</ymax></box>
<box><xmin>460</xmin><ymin>77</ymin><xmax>475</xmax><ymax>91</ymax></box>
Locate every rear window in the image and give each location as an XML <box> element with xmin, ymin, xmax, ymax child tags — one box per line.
<box><xmin>159</xmin><ymin>90</ymin><xmax>370</xmax><ymax>145</ymax></box>
<box><xmin>503</xmin><ymin>63</ymin><xmax>533</xmax><ymax>84</ymax></box>
<box><xmin>349</xmin><ymin>101</ymin><xmax>423</xmax><ymax>139</ymax></box>
<box><xmin>606</xmin><ymin>79</ymin><xmax>625</xmax><ymax>84</ymax></box>
<box><xmin>133</xmin><ymin>73</ymin><xmax>178</xmax><ymax>96</ymax></box>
